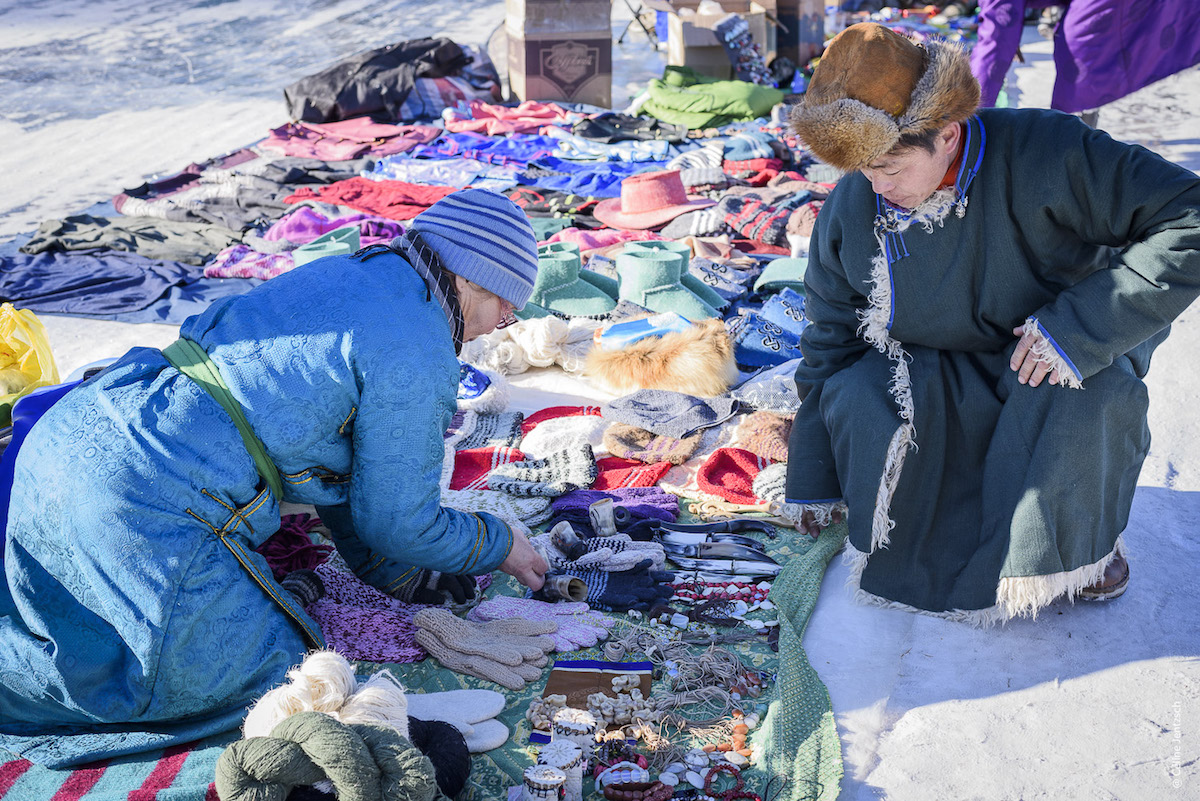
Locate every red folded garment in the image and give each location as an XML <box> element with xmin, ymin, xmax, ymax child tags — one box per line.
<box><xmin>520</xmin><ymin>405</ymin><xmax>603</xmax><ymax>437</ymax></box>
<box><xmin>593</xmin><ymin>456</ymin><xmax>672</xmax><ymax>490</ymax></box>
<box><xmin>284</xmin><ymin>177</ymin><xmax>458</xmax><ymax>220</ymax></box>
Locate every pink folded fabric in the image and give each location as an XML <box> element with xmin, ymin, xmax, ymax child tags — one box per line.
<box><xmin>544</xmin><ymin>226</ymin><xmax>665</xmax><ymax>252</ymax></box>
<box><xmin>204</xmin><ymin>244</ymin><xmax>295</xmax><ymax>280</ymax></box>
<box><xmin>443</xmin><ymin>99</ymin><xmax>578</xmax><ymax>136</ymax></box>
<box><xmin>259</xmin><ymin>117</ymin><xmax>441</xmax><ymax>160</ymax></box>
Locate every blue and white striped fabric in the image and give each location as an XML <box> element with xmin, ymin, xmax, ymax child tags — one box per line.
<box><xmin>410</xmin><ymin>188</ymin><xmax>539</xmax><ymax>309</ymax></box>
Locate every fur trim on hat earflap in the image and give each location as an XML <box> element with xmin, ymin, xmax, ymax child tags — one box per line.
<box><xmin>789</xmin><ymin>97</ymin><xmax>901</xmax><ymax>173</ymax></box>
<box><xmin>897</xmin><ymin>39</ymin><xmax>980</xmax><ymax>140</ymax></box>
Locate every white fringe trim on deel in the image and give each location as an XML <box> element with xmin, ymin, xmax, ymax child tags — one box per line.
<box><xmin>843</xmin><ymin>543</ymin><xmax>1008</xmax><ymax>627</ymax></box>
<box><xmin>1021</xmin><ymin>317</ymin><xmax>1084</xmax><ymax>389</ymax></box>
<box><xmin>852</xmin><ymin>189</ymin><xmax>961</xmax><ymax>553</ymax></box>
<box><xmin>995</xmin><ymin>535</ymin><xmax>1126</xmax><ymax>619</ymax></box>
<box><xmin>843</xmin><ymin>537</ymin><xmax>1127</xmax><ymax>626</ymax></box>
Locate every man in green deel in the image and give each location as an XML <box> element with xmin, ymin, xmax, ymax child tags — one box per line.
<box><xmin>783</xmin><ymin>23</ymin><xmax>1200</xmax><ymax>624</ymax></box>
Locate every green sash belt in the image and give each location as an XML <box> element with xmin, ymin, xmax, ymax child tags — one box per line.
<box><xmin>162</xmin><ymin>338</ymin><xmax>284</xmax><ymax>500</ymax></box>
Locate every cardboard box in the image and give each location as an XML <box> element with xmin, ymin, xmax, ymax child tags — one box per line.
<box><xmin>508</xmin><ymin>31</ymin><xmax>613</xmax><ymax>107</ymax></box>
<box><xmin>506</xmin><ymin>0</ymin><xmax>613</xmax><ymax>35</ymax></box>
<box><xmin>663</xmin><ymin>2</ymin><xmax>773</xmax><ymax>81</ymax></box>
<box><xmin>506</xmin><ymin>0</ymin><xmax>613</xmax><ymax>107</ymax></box>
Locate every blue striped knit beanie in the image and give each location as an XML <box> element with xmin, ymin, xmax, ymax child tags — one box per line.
<box><xmin>411</xmin><ymin>189</ymin><xmax>539</xmax><ymax>310</ymax></box>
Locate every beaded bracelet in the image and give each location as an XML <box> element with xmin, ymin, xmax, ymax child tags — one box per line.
<box><xmin>602</xmin><ymin>781</ymin><xmax>675</xmax><ymax>801</ymax></box>
<box><xmin>703</xmin><ymin>763</ymin><xmax>761</xmax><ymax>801</ymax></box>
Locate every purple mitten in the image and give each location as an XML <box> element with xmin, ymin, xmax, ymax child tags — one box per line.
<box><xmin>468</xmin><ymin>596</ymin><xmax>615</xmax><ymax>652</ymax></box>
<box><xmin>306</xmin><ymin>563</ymin><xmax>426</xmax><ymax>663</ymax></box>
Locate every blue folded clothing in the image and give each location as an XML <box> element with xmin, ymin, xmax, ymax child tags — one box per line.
<box><xmin>758</xmin><ymin>286</ymin><xmax>807</xmax><ymax>336</ymax></box>
<box><xmin>727</xmin><ymin>309</ymin><xmax>805</xmax><ymax>369</ymax></box>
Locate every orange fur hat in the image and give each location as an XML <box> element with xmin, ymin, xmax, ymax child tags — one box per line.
<box><xmin>584</xmin><ymin>318</ymin><xmax>738</xmax><ymax>398</ymax></box>
<box><xmin>788</xmin><ymin>23</ymin><xmax>980</xmax><ymax>172</ymax></box>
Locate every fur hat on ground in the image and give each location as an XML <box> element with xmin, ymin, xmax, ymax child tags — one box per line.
<box><xmin>584</xmin><ymin>317</ymin><xmax>738</xmax><ymax>398</ymax></box>
<box><xmin>788</xmin><ymin>23</ymin><xmax>979</xmax><ymax>172</ymax></box>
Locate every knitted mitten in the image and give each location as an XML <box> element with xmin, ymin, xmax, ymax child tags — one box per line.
<box><xmin>552</xmin><ymin>564</ymin><xmax>675</xmax><ymax>612</ymax></box>
<box><xmin>456</xmin><ymin>411</ymin><xmax>525</xmax><ymax>450</ymax></box>
<box><xmin>413</xmin><ymin>608</ymin><xmax>557</xmax><ymax>691</ymax></box>
<box><xmin>468</xmin><ymin>596</ymin><xmax>615</xmax><ymax>652</ymax></box>
<box><xmin>442</xmin><ymin>488</ymin><xmax>553</xmax><ymax>528</ymax></box>
<box><xmin>488</xmin><ymin>444</ymin><xmax>599</xmax><ymax>497</ymax></box>
<box><xmin>531</xmin><ymin>529</ymin><xmax>667</xmax><ymax>572</ymax></box>
<box><xmin>735</xmin><ymin>411</ymin><xmax>793</xmax><ymax>464</ymax></box>
<box><xmin>405</xmin><ymin>690</ymin><xmax>510</xmax><ymax>753</ymax></box>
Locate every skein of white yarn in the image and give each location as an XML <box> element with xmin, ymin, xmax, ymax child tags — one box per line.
<box><xmin>241</xmin><ymin>650</ymin><xmax>409</xmax><ymax>740</ymax></box>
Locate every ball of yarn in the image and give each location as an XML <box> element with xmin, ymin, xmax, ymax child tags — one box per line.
<box><xmin>216</xmin><ymin>711</ymin><xmax>438</xmax><ymax>801</ymax></box>
<box><xmin>407</xmin><ymin>716</ymin><xmax>471</xmax><ymax>799</ymax></box>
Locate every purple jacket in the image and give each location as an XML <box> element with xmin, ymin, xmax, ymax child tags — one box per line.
<box><xmin>971</xmin><ymin>0</ymin><xmax>1200</xmax><ymax>112</ymax></box>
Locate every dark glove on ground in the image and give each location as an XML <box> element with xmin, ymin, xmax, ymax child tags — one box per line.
<box><xmin>395</xmin><ymin>570</ymin><xmax>478</xmax><ymax>605</ymax></box>
<box><xmin>554</xmin><ymin>560</ymin><xmax>675</xmax><ymax>612</ymax></box>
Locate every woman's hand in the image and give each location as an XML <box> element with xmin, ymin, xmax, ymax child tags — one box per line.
<box><xmin>499</xmin><ymin>526</ymin><xmax>549</xmax><ymax>590</ymax></box>
<box><xmin>1010</xmin><ymin>326</ymin><xmax>1061</xmax><ymax>387</ymax></box>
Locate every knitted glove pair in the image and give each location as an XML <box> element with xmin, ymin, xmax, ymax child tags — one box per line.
<box><xmin>552</xmin><ymin>563</ymin><xmax>675</xmax><ymax>612</ymax></box>
<box><xmin>413</xmin><ymin>608</ymin><xmax>556</xmax><ymax>691</ymax></box>
<box><xmin>531</xmin><ymin>526</ymin><xmax>667</xmax><ymax>572</ymax></box>
<box><xmin>468</xmin><ymin>596</ymin><xmax>615</xmax><ymax>653</ymax></box>
<box><xmin>406</xmin><ymin>689</ymin><xmax>510</xmax><ymax>753</ymax></box>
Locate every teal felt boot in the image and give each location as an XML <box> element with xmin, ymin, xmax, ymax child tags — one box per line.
<box><xmin>616</xmin><ymin>250</ymin><xmax>720</xmax><ymax>320</ymax></box>
<box><xmin>624</xmin><ymin>240</ymin><xmax>729</xmax><ymax>312</ymax></box>
<box><xmin>540</xmin><ymin>242</ymin><xmax>620</xmax><ymax>298</ymax></box>
<box><xmin>518</xmin><ymin>250</ymin><xmax>617</xmax><ymax>319</ymax></box>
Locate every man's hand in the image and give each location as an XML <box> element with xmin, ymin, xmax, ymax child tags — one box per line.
<box><xmin>499</xmin><ymin>526</ymin><xmax>549</xmax><ymax>590</ymax></box>
<box><xmin>1010</xmin><ymin>325</ymin><xmax>1061</xmax><ymax>387</ymax></box>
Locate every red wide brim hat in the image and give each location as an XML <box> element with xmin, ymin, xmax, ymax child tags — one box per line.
<box><xmin>594</xmin><ymin>169</ymin><xmax>717</xmax><ymax>231</ymax></box>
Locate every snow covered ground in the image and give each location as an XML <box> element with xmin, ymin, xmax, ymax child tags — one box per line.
<box><xmin>1</xmin><ymin>2</ymin><xmax>1197</xmax><ymax>798</ymax></box>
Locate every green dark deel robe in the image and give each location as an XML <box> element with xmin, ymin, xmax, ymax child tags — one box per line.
<box><xmin>785</xmin><ymin>108</ymin><xmax>1200</xmax><ymax>620</ymax></box>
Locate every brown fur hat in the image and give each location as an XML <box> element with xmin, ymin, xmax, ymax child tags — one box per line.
<box><xmin>788</xmin><ymin>23</ymin><xmax>980</xmax><ymax>172</ymax></box>
<box><xmin>585</xmin><ymin>318</ymin><xmax>738</xmax><ymax>398</ymax></box>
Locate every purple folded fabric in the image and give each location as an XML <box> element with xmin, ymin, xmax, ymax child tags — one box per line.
<box><xmin>203</xmin><ymin>244</ymin><xmax>296</xmax><ymax>280</ymax></box>
<box><xmin>551</xmin><ymin>487</ymin><xmax>678</xmax><ymax>523</ymax></box>
<box><xmin>263</xmin><ymin>206</ymin><xmax>405</xmax><ymax>247</ymax></box>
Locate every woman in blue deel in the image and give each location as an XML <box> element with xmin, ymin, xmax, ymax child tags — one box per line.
<box><xmin>0</xmin><ymin>189</ymin><xmax>548</xmax><ymax>767</ymax></box>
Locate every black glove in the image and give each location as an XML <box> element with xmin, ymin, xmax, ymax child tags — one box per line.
<box><xmin>395</xmin><ymin>570</ymin><xmax>477</xmax><ymax>605</ymax></box>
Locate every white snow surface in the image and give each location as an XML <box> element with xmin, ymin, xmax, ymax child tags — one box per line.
<box><xmin>1</xmin><ymin>3</ymin><xmax>1198</xmax><ymax>798</ymax></box>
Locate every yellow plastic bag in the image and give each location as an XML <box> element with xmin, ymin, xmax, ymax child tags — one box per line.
<box><xmin>0</xmin><ymin>303</ymin><xmax>61</xmax><ymax>426</ymax></box>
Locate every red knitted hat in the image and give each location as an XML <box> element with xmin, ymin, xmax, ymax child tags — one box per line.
<box><xmin>696</xmin><ymin>447</ymin><xmax>774</xmax><ymax>504</ymax></box>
